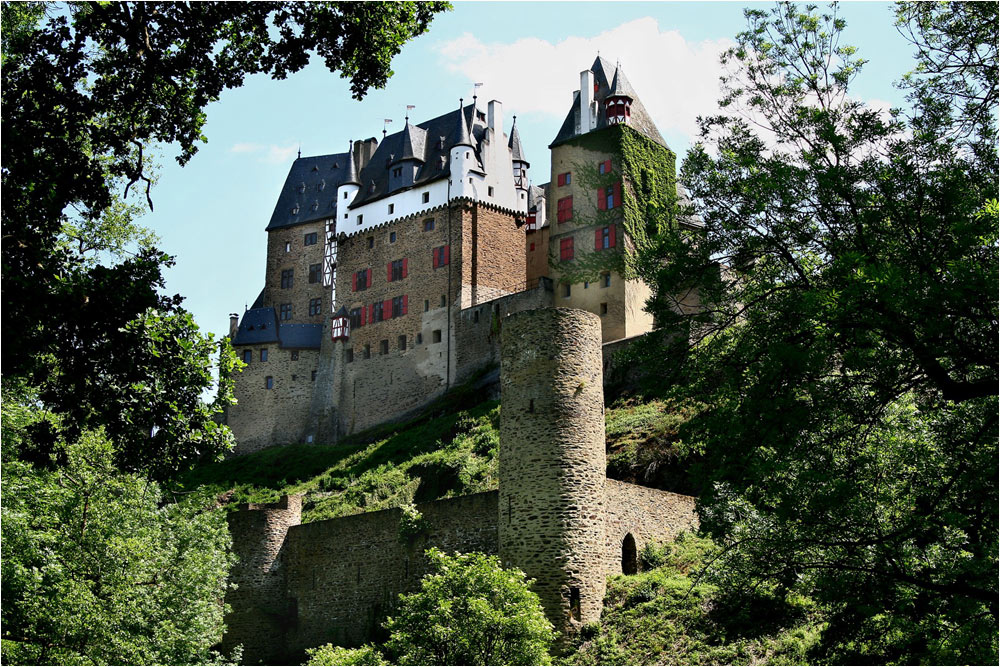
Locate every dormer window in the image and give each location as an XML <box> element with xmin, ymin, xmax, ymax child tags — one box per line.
<box><xmin>291</xmin><ymin>205</ymin><xmax>299</xmax><ymax>215</ymax></box>
<box><xmin>392</xmin><ymin>167</ymin><xmax>402</xmax><ymax>178</ymax></box>
<box><xmin>298</xmin><ymin>182</ymin><xmax>306</xmax><ymax>193</ymax></box>
<box><xmin>318</xmin><ymin>180</ymin><xmax>326</xmax><ymax>191</ymax></box>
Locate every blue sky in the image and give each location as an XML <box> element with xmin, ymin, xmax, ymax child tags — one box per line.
<box><xmin>140</xmin><ymin>2</ymin><xmax>915</xmax><ymax>344</ymax></box>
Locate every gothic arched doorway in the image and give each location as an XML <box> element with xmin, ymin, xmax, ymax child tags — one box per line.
<box><xmin>622</xmin><ymin>533</ymin><xmax>638</xmax><ymax>575</ymax></box>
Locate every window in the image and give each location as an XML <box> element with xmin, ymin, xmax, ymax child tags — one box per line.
<box><xmin>291</xmin><ymin>350</ymin><xmax>299</xmax><ymax>361</ymax></box>
<box><xmin>265</xmin><ymin>376</ymin><xmax>274</xmax><ymax>390</ymax></box>
<box><xmin>600</xmin><ymin>302</ymin><xmax>608</xmax><ymax>315</ymax></box>
<box><xmin>557</xmin><ymin>196</ymin><xmax>573</xmax><ymax>223</ymax></box>
<box><xmin>343</xmin><ymin>191</ymin><xmax>348</xmax><ymax>199</ymax></box>
<box><xmin>598</xmin><ymin>182</ymin><xmax>622</xmax><ymax>211</ymax></box>
<box><xmin>308</xmin><ymin>298</ymin><xmax>321</xmax><ymax>316</ymax></box>
<box><xmin>367</xmin><ymin>236</ymin><xmax>374</xmax><ymax>249</ymax></box>
<box><xmin>311</xmin><ymin>370</ymin><xmax>318</xmax><ymax>381</ymax></box>
<box><xmin>422</xmin><ymin>191</ymin><xmax>430</xmax><ymax>204</ymax></box>
<box><xmin>488</xmin><ymin>186</ymin><xmax>494</xmax><ymax>197</ymax></box>
<box><xmin>345</xmin><ymin>349</ymin><xmax>354</xmax><ymax>363</ymax></box>
<box><xmin>560</xmin><ymin>237</ymin><xmax>574</xmax><ymax>261</ymax></box>
<box><xmin>363</xmin><ymin>344</ymin><xmax>371</xmax><ymax>359</ymax></box>
<box><xmin>284</xmin><ymin>241</ymin><xmax>291</xmax><ymax>252</ymax></box>
<box><xmin>309</xmin><ymin>263</ymin><xmax>322</xmax><ymax>283</ymax></box>
<box><xmin>372</xmin><ymin>301</ymin><xmax>384</xmax><ymax>323</ymax></box>
<box><xmin>595</xmin><ymin>225</ymin><xmax>616</xmax><ymax>250</ymax></box>
<box><xmin>416</xmin><ymin>332</ymin><xmax>423</xmax><ymax>344</ymax></box>
<box><xmin>557</xmin><ymin>172</ymin><xmax>571</xmax><ymax>186</ymax></box>
<box><xmin>584</xmin><ymin>281</ymin><xmax>590</xmax><ymax>289</ymax></box>
<box><xmin>304</xmin><ymin>232</ymin><xmax>318</xmax><ymax>246</ymax></box>
<box><xmin>432</xmin><ymin>245</ymin><xmax>450</xmax><ymax>268</ymax></box>
<box><xmin>440</xmin><ymin>295</ymin><xmax>447</xmax><ymax>307</ymax></box>
<box><xmin>260</xmin><ymin>348</ymin><xmax>268</xmax><ymax>362</ymax></box>
<box><xmin>392</xmin><ymin>167</ymin><xmax>401</xmax><ymax>178</ymax></box>
<box><xmin>473</xmin><ymin>310</ymin><xmax>480</xmax><ymax>323</ymax></box>
<box><xmin>389</xmin><ymin>231</ymin><xmax>397</xmax><ymax>243</ymax></box>
<box><xmin>280</xmin><ymin>303</ymin><xmax>292</xmax><ymax>320</ymax></box>
<box><xmin>424</xmin><ymin>299</ymin><xmax>430</xmax><ymax>312</ymax></box>
<box><xmin>388</xmin><ymin>258</ymin><xmax>407</xmax><ymax>282</ymax></box>
<box><xmin>349</xmin><ymin>307</ymin><xmax>363</xmax><ymax>329</ymax></box>
<box><xmin>357</xmin><ymin>214</ymin><xmax>363</xmax><ymax>225</ymax></box>
<box><xmin>352</xmin><ymin>268</ymin><xmax>371</xmax><ymax>292</ymax></box>
<box><xmin>432</xmin><ymin>329</ymin><xmax>442</xmax><ymax>343</ymax></box>
<box><xmin>388</xmin><ymin>203</ymin><xmax>395</xmax><ymax>214</ymax></box>
<box><xmin>529</xmin><ymin>242</ymin><xmax>535</xmax><ymax>251</ymax></box>
<box><xmin>281</xmin><ymin>269</ymin><xmax>294</xmax><ymax>289</ymax></box>
<box><xmin>242</xmin><ymin>349</ymin><xmax>252</xmax><ymax>364</ymax></box>
<box><xmin>602</xmin><ymin>272</ymin><xmax>611</xmax><ymax>288</ymax></box>
<box><xmin>391</xmin><ymin>295</ymin><xmax>408</xmax><ymax>318</ymax></box>
<box><xmin>423</xmin><ymin>218</ymin><xmax>435</xmax><ymax>231</ymax></box>
<box><xmin>398</xmin><ymin>335</ymin><xmax>407</xmax><ymax>351</ymax></box>
<box><xmin>562</xmin><ymin>283</ymin><xmax>571</xmax><ymax>298</ymax></box>
<box><xmin>598</xmin><ymin>159</ymin><xmax>612</xmax><ymax>175</ymax></box>
<box><xmin>379</xmin><ymin>339</ymin><xmax>389</xmax><ymax>355</ymax></box>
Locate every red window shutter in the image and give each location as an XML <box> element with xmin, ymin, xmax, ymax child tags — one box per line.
<box><xmin>444</xmin><ymin>245</ymin><xmax>450</xmax><ymax>265</ymax></box>
<box><xmin>595</xmin><ymin>228</ymin><xmax>602</xmax><ymax>250</ymax></box>
<box><xmin>613</xmin><ymin>181</ymin><xmax>622</xmax><ymax>208</ymax></box>
<box><xmin>432</xmin><ymin>248</ymin><xmax>438</xmax><ymax>269</ymax></box>
<box><xmin>366</xmin><ymin>268</ymin><xmax>372</xmax><ymax>288</ymax></box>
<box><xmin>368</xmin><ymin>303</ymin><xmax>374</xmax><ymax>323</ymax></box>
<box><xmin>402</xmin><ymin>258</ymin><xmax>408</xmax><ymax>278</ymax></box>
<box><xmin>361</xmin><ymin>307</ymin><xmax>367</xmax><ymax>326</ymax></box>
<box><xmin>384</xmin><ymin>299</ymin><xmax>392</xmax><ymax>319</ymax></box>
<box><xmin>402</xmin><ymin>295</ymin><xmax>408</xmax><ymax>315</ymax></box>
<box><xmin>598</xmin><ymin>187</ymin><xmax>607</xmax><ymax>211</ymax></box>
<box><xmin>604</xmin><ymin>159</ymin><xmax>612</xmax><ymax>173</ymax></box>
<box><xmin>352</xmin><ymin>272</ymin><xmax>358</xmax><ymax>291</ymax></box>
<box><xmin>610</xmin><ymin>223</ymin><xmax>617</xmax><ymax>247</ymax></box>
<box><xmin>557</xmin><ymin>173</ymin><xmax>565</xmax><ymax>187</ymax></box>
<box><xmin>387</xmin><ymin>262</ymin><xmax>393</xmax><ymax>282</ymax></box>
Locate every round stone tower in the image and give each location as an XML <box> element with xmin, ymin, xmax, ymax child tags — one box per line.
<box><xmin>221</xmin><ymin>495</ymin><xmax>302</xmax><ymax>664</ymax></box>
<box><xmin>499</xmin><ymin>308</ymin><xmax>607</xmax><ymax>637</ymax></box>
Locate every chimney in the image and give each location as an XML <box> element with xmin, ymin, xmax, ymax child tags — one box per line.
<box><xmin>488</xmin><ymin>99</ymin><xmax>503</xmax><ymax>135</ymax></box>
<box><xmin>580</xmin><ymin>70</ymin><xmax>594</xmax><ymax>134</ymax></box>
<box><xmin>229</xmin><ymin>313</ymin><xmax>240</xmax><ymax>337</ymax></box>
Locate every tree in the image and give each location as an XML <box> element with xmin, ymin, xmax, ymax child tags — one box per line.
<box><xmin>640</xmin><ymin>2</ymin><xmax>997</xmax><ymax>663</ymax></box>
<box><xmin>1</xmin><ymin>393</ymin><xmax>238</xmax><ymax>665</ymax></box>
<box><xmin>383</xmin><ymin>549</ymin><xmax>555</xmax><ymax>666</ymax></box>
<box><xmin>1</xmin><ymin>1</ymin><xmax>450</xmax><ymax>479</ymax></box>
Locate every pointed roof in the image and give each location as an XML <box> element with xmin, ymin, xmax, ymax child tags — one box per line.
<box><xmin>508</xmin><ymin>116</ymin><xmax>529</xmax><ymax>166</ymax></box>
<box><xmin>453</xmin><ymin>98</ymin><xmax>474</xmax><ymax>148</ymax></box>
<box><xmin>549</xmin><ymin>55</ymin><xmax>667</xmax><ymax>150</ymax></box>
<box><xmin>266</xmin><ymin>151</ymin><xmax>352</xmax><ymax>231</ymax></box>
<box><xmin>343</xmin><ymin>141</ymin><xmax>360</xmax><ymax>185</ymax></box>
<box><xmin>608</xmin><ymin>65</ymin><xmax>632</xmax><ymax>99</ymax></box>
<box><xmin>396</xmin><ymin>121</ymin><xmax>426</xmax><ymax>163</ymax></box>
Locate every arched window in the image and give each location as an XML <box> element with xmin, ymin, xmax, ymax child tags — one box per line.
<box><xmin>622</xmin><ymin>533</ymin><xmax>638</xmax><ymax>575</ymax></box>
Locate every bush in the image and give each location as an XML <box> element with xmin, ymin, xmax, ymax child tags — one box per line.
<box><xmin>384</xmin><ymin>549</ymin><xmax>555</xmax><ymax>665</ymax></box>
<box><xmin>305</xmin><ymin>644</ymin><xmax>388</xmax><ymax>666</ymax></box>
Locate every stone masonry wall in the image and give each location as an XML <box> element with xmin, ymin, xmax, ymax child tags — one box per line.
<box><xmin>229</xmin><ymin>347</ymin><xmax>321</xmax><ymax>455</ymax></box>
<box><xmin>603</xmin><ymin>479</ymin><xmax>698</xmax><ymax>577</ymax></box>
<box><xmin>499</xmin><ymin>308</ymin><xmax>607</xmax><ymax>637</ymax></box>
<box><xmin>461</xmin><ymin>202</ymin><xmax>527</xmax><ymax>305</ymax></box>
<box><xmin>264</xmin><ymin>221</ymin><xmax>328</xmax><ymax>325</ymax></box>
<box><xmin>281</xmin><ymin>492</ymin><xmax>499</xmax><ymax>658</ymax></box>
<box><xmin>221</xmin><ymin>496</ymin><xmax>303</xmax><ymax>664</ymax></box>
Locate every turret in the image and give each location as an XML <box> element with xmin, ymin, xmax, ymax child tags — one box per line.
<box><xmin>390</xmin><ymin>121</ymin><xmax>424</xmax><ymax>192</ymax></box>
<box><xmin>336</xmin><ymin>141</ymin><xmax>360</xmax><ymax>226</ymax></box>
<box><xmin>509</xmin><ymin>115</ymin><xmax>529</xmax><ymax>211</ymax></box>
<box><xmin>499</xmin><ymin>308</ymin><xmax>607</xmax><ymax>639</ymax></box>
<box><xmin>449</xmin><ymin>99</ymin><xmax>476</xmax><ymax>200</ymax></box>
<box><xmin>605</xmin><ymin>66</ymin><xmax>633</xmax><ymax>126</ymax></box>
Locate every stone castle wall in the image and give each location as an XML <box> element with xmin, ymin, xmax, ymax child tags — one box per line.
<box><xmin>603</xmin><ymin>480</ymin><xmax>698</xmax><ymax>577</ymax></box>
<box><xmin>263</xmin><ymin>220</ymin><xmax>328</xmax><ymax>325</ymax></box>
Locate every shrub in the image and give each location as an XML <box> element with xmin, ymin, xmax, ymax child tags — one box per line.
<box><xmin>384</xmin><ymin>549</ymin><xmax>555</xmax><ymax>665</ymax></box>
<box><xmin>305</xmin><ymin>643</ymin><xmax>388</xmax><ymax>666</ymax></box>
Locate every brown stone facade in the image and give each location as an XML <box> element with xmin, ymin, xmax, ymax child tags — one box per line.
<box><xmin>222</xmin><ymin>309</ymin><xmax>698</xmax><ymax>664</ymax></box>
<box><xmin>263</xmin><ymin>220</ymin><xmax>328</xmax><ymax>325</ymax></box>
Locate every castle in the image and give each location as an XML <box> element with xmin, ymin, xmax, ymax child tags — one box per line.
<box><xmin>220</xmin><ymin>58</ymin><xmax>703</xmax><ymax>664</ymax></box>
<box><xmin>223</xmin><ymin>56</ymin><xmax>701</xmax><ymax>453</ymax></box>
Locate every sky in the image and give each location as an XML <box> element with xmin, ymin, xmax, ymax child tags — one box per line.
<box><xmin>140</xmin><ymin>1</ymin><xmax>916</xmax><ymax>344</ymax></box>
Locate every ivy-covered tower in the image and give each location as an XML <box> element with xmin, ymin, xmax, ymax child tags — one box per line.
<box><xmin>544</xmin><ymin>57</ymin><xmax>693</xmax><ymax>342</ymax></box>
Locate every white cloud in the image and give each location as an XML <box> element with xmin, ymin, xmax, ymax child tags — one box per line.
<box><xmin>433</xmin><ymin>18</ymin><xmax>733</xmax><ymax>141</ymax></box>
<box><xmin>229</xmin><ymin>142</ymin><xmax>298</xmax><ymax>164</ymax></box>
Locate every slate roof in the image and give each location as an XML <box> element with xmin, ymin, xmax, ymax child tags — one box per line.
<box><xmin>349</xmin><ymin>102</ymin><xmax>487</xmax><ymax>208</ymax></box>
<box><xmin>550</xmin><ymin>56</ymin><xmax>668</xmax><ymax>150</ymax></box>
<box><xmin>231</xmin><ymin>307</ymin><xmax>324</xmax><ymax>349</ymax></box>
<box><xmin>528</xmin><ymin>183</ymin><xmax>546</xmax><ymax>210</ymax></box>
<box><xmin>508</xmin><ymin>117</ymin><xmax>528</xmax><ymax>165</ymax></box>
<box><xmin>265</xmin><ymin>151</ymin><xmax>353</xmax><ymax>231</ymax></box>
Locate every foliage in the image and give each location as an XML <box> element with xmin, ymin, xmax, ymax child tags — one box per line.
<box><xmin>384</xmin><ymin>549</ymin><xmax>555</xmax><ymax>666</ymax></box>
<box><xmin>563</xmin><ymin>533</ymin><xmax>823</xmax><ymax>666</ymax></box>
<box><xmin>638</xmin><ymin>3</ymin><xmax>998</xmax><ymax>664</ymax></box>
<box><xmin>0</xmin><ymin>396</ymin><xmax>237</xmax><ymax>665</ymax></box>
<box><xmin>397</xmin><ymin>503</ymin><xmax>428</xmax><ymax>544</ymax></box>
<box><xmin>305</xmin><ymin>643</ymin><xmax>389</xmax><ymax>666</ymax></box>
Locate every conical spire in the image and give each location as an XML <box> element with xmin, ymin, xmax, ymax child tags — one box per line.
<box><xmin>608</xmin><ymin>65</ymin><xmax>632</xmax><ymax>99</ymax></box>
<box><xmin>453</xmin><ymin>98</ymin><xmax>474</xmax><ymax>148</ymax></box>
<box><xmin>398</xmin><ymin>121</ymin><xmax>426</xmax><ymax>163</ymax></box>
<box><xmin>344</xmin><ymin>140</ymin><xmax>360</xmax><ymax>185</ymax></box>
<box><xmin>508</xmin><ymin>115</ymin><xmax>528</xmax><ymax>166</ymax></box>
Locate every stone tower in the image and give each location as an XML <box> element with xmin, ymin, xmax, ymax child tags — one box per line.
<box><xmin>498</xmin><ymin>308</ymin><xmax>607</xmax><ymax>636</ymax></box>
<box><xmin>220</xmin><ymin>495</ymin><xmax>302</xmax><ymax>664</ymax></box>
